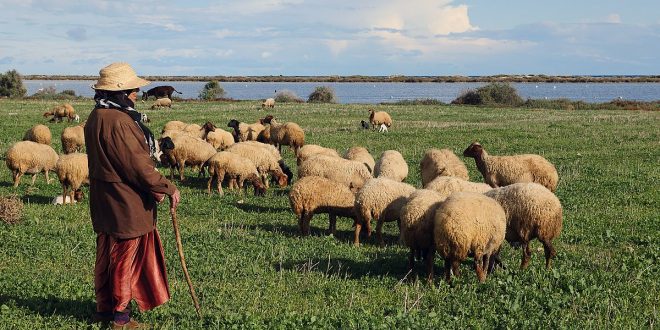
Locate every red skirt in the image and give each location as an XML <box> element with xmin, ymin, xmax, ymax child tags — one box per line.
<box><xmin>94</xmin><ymin>229</ymin><xmax>170</xmax><ymax>312</ymax></box>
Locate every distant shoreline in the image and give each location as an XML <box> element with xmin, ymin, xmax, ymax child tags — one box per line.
<box><xmin>23</xmin><ymin>75</ymin><xmax>660</xmax><ymax>83</ymax></box>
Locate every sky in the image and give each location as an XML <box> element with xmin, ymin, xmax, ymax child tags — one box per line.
<box><xmin>0</xmin><ymin>0</ymin><xmax>659</xmax><ymax>76</ymax></box>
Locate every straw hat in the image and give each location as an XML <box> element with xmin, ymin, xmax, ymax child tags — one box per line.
<box><xmin>92</xmin><ymin>62</ymin><xmax>150</xmax><ymax>91</ymax></box>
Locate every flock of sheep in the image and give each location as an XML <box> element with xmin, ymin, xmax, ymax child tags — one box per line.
<box><xmin>7</xmin><ymin>102</ymin><xmax>563</xmax><ymax>283</ymax></box>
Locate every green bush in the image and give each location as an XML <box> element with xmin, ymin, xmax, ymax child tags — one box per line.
<box><xmin>61</xmin><ymin>89</ymin><xmax>76</xmax><ymax>97</ymax></box>
<box><xmin>27</xmin><ymin>86</ymin><xmax>79</xmax><ymax>100</ymax></box>
<box><xmin>198</xmin><ymin>81</ymin><xmax>226</xmax><ymax>100</ymax></box>
<box><xmin>388</xmin><ymin>98</ymin><xmax>445</xmax><ymax>106</ymax></box>
<box><xmin>0</xmin><ymin>69</ymin><xmax>27</xmax><ymax>98</ymax></box>
<box><xmin>274</xmin><ymin>90</ymin><xmax>304</xmax><ymax>103</ymax></box>
<box><xmin>452</xmin><ymin>82</ymin><xmax>523</xmax><ymax>107</ymax></box>
<box><xmin>307</xmin><ymin>86</ymin><xmax>337</xmax><ymax>103</ymax></box>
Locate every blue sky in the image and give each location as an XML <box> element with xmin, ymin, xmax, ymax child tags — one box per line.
<box><xmin>1</xmin><ymin>0</ymin><xmax>658</xmax><ymax>76</ymax></box>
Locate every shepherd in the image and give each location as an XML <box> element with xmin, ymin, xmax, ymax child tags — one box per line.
<box><xmin>86</xmin><ymin>62</ymin><xmax>181</xmax><ymax>329</ymax></box>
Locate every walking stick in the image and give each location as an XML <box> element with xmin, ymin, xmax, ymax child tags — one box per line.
<box><xmin>170</xmin><ymin>207</ymin><xmax>202</xmax><ymax>318</ymax></box>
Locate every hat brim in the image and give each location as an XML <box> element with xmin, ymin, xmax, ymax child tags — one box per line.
<box><xmin>92</xmin><ymin>76</ymin><xmax>151</xmax><ymax>91</ymax></box>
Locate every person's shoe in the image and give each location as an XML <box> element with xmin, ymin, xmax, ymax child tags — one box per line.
<box><xmin>111</xmin><ymin>318</ymin><xmax>150</xmax><ymax>329</ymax></box>
<box><xmin>92</xmin><ymin>311</ymin><xmax>114</xmax><ymax>323</ymax></box>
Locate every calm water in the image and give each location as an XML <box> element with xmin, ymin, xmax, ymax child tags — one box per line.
<box><xmin>24</xmin><ymin>80</ymin><xmax>660</xmax><ymax>104</ymax></box>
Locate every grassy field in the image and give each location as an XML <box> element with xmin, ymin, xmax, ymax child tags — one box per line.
<box><xmin>0</xmin><ymin>99</ymin><xmax>658</xmax><ymax>329</ymax></box>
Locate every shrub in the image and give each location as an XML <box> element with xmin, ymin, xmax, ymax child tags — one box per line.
<box><xmin>198</xmin><ymin>81</ymin><xmax>226</xmax><ymax>100</ymax></box>
<box><xmin>452</xmin><ymin>82</ymin><xmax>523</xmax><ymax>107</ymax></box>
<box><xmin>307</xmin><ymin>86</ymin><xmax>337</xmax><ymax>103</ymax></box>
<box><xmin>0</xmin><ymin>195</ymin><xmax>23</xmax><ymax>224</ymax></box>
<box><xmin>61</xmin><ymin>89</ymin><xmax>76</xmax><ymax>97</ymax></box>
<box><xmin>28</xmin><ymin>86</ymin><xmax>79</xmax><ymax>100</ymax></box>
<box><xmin>0</xmin><ymin>69</ymin><xmax>27</xmax><ymax>98</ymax></box>
<box><xmin>387</xmin><ymin>99</ymin><xmax>445</xmax><ymax>106</ymax></box>
<box><xmin>274</xmin><ymin>90</ymin><xmax>304</xmax><ymax>103</ymax></box>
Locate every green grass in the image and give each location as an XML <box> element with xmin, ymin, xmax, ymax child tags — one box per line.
<box><xmin>0</xmin><ymin>99</ymin><xmax>658</xmax><ymax>329</ymax></box>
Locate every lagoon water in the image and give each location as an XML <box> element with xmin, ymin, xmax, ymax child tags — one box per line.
<box><xmin>24</xmin><ymin>80</ymin><xmax>660</xmax><ymax>104</ymax></box>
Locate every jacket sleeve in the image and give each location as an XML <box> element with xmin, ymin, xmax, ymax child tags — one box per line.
<box><xmin>104</xmin><ymin>120</ymin><xmax>177</xmax><ymax>196</ymax></box>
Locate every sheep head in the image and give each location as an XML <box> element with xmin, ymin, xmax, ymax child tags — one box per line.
<box><xmin>261</xmin><ymin>115</ymin><xmax>274</xmax><ymax>124</ymax></box>
<box><xmin>463</xmin><ymin>142</ymin><xmax>483</xmax><ymax>158</ymax></box>
<box><xmin>202</xmin><ymin>121</ymin><xmax>216</xmax><ymax>133</ymax></box>
<box><xmin>227</xmin><ymin>119</ymin><xmax>239</xmax><ymax>129</ymax></box>
<box><xmin>159</xmin><ymin>136</ymin><xmax>175</xmax><ymax>151</ymax></box>
<box><xmin>248</xmin><ymin>173</ymin><xmax>266</xmax><ymax>196</ymax></box>
<box><xmin>271</xmin><ymin>168</ymin><xmax>288</xmax><ymax>188</ymax></box>
<box><xmin>74</xmin><ymin>189</ymin><xmax>84</xmax><ymax>202</ymax></box>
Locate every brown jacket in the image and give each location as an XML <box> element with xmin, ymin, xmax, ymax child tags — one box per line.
<box><xmin>85</xmin><ymin>107</ymin><xmax>176</xmax><ymax>239</ymax></box>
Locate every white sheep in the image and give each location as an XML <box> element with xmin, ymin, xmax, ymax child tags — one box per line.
<box><xmin>206</xmin><ymin>128</ymin><xmax>235</xmax><ymax>150</ymax></box>
<box><xmin>51</xmin><ymin>194</ymin><xmax>81</xmax><ymax>205</ymax></box>
<box><xmin>55</xmin><ymin>153</ymin><xmax>89</xmax><ymax>205</ymax></box>
<box><xmin>151</xmin><ymin>97</ymin><xmax>172</xmax><ymax>109</ymax></box>
<box><xmin>374</xmin><ymin>150</ymin><xmax>408</xmax><ymax>182</ymax></box>
<box><xmin>5</xmin><ymin>141</ymin><xmax>59</xmax><ymax>187</ymax></box>
<box><xmin>368</xmin><ymin>109</ymin><xmax>392</xmax><ymax>129</ymax></box>
<box><xmin>206</xmin><ymin>151</ymin><xmax>266</xmax><ymax>196</ymax></box>
<box><xmin>289</xmin><ymin>176</ymin><xmax>357</xmax><ymax>236</ymax></box>
<box><xmin>73</xmin><ymin>114</ymin><xmax>80</xmax><ymax>123</ymax></box>
<box><xmin>227</xmin><ymin>119</ymin><xmax>266</xmax><ymax>142</ymax></box>
<box><xmin>353</xmin><ymin>177</ymin><xmax>416</xmax><ymax>246</ymax></box>
<box><xmin>262</xmin><ymin>98</ymin><xmax>275</xmax><ymax>108</ymax></box>
<box><xmin>162</xmin><ymin>120</ymin><xmax>187</xmax><ymax>133</ymax></box>
<box><xmin>225</xmin><ymin>142</ymin><xmax>288</xmax><ymax>188</ymax></box>
<box><xmin>484</xmin><ymin>183</ymin><xmax>563</xmax><ymax>269</ymax></box>
<box><xmin>262</xmin><ymin>117</ymin><xmax>305</xmax><ymax>155</ymax></box>
<box><xmin>43</xmin><ymin>103</ymin><xmax>76</xmax><ymax>122</ymax></box>
<box><xmin>343</xmin><ymin>146</ymin><xmax>375</xmax><ymax>173</ymax></box>
<box><xmin>434</xmin><ymin>192</ymin><xmax>506</xmax><ymax>283</ymax></box>
<box><xmin>463</xmin><ymin>142</ymin><xmax>559</xmax><ymax>192</ymax></box>
<box><xmin>424</xmin><ymin>176</ymin><xmax>492</xmax><ymax>199</ymax></box>
<box><xmin>297</xmin><ymin>144</ymin><xmax>340</xmax><ymax>166</ymax></box>
<box><xmin>399</xmin><ymin>189</ymin><xmax>446</xmax><ymax>280</ymax></box>
<box><xmin>159</xmin><ymin>135</ymin><xmax>217</xmax><ymax>180</ymax></box>
<box><xmin>23</xmin><ymin>124</ymin><xmax>52</xmax><ymax>145</ymax></box>
<box><xmin>420</xmin><ymin>148</ymin><xmax>469</xmax><ymax>186</ymax></box>
<box><xmin>298</xmin><ymin>154</ymin><xmax>372</xmax><ymax>192</ymax></box>
<box><xmin>61</xmin><ymin>123</ymin><xmax>85</xmax><ymax>154</ymax></box>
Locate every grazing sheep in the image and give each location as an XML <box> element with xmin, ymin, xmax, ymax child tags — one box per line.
<box><xmin>73</xmin><ymin>114</ymin><xmax>80</xmax><ymax>123</ymax></box>
<box><xmin>5</xmin><ymin>141</ymin><xmax>59</xmax><ymax>187</ymax></box>
<box><xmin>484</xmin><ymin>183</ymin><xmax>563</xmax><ymax>269</ymax></box>
<box><xmin>298</xmin><ymin>154</ymin><xmax>372</xmax><ymax>192</ymax></box>
<box><xmin>225</xmin><ymin>142</ymin><xmax>288</xmax><ymax>188</ymax></box>
<box><xmin>400</xmin><ymin>189</ymin><xmax>446</xmax><ymax>280</ymax></box>
<box><xmin>140</xmin><ymin>113</ymin><xmax>150</xmax><ymax>123</ymax></box>
<box><xmin>23</xmin><ymin>124</ymin><xmax>52</xmax><ymax>145</ymax></box>
<box><xmin>162</xmin><ymin>120</ymin><xmax>187</xmax><ymax>133</ymax></box>
<box><xmin>434</xmin><ymin>192</ymin><xmax>506</xmax><ymax>283</ymax></box>
<box><xmin>420</xmin><ymin>148</ymin><xmax>469</xmax><ymax>186</ymax></box>
<box><xmin>51</xmin><ymin>192</ymin><xmax>83</xmax><ymax>205</ymax></box>
<box><xmin>159</xmin><ymin>135</ymin><xmax>217</xmax><ymax>180</ymax></box>
<box><xmin>353</xmin><ymin>177</ymin><xmax>416</xmax><ymax>246</ymax></box>
<box><xmin>43</xmin><ymin>103</ymin><xmax>76</xmax><ymax>122</ymax></box>
<box><xmin>297</xmin><ymin>144</ymin><xmax>340</xmax><ymax>166</ymax></box>
<box><xmin>463</xmin><ymin>142</ymin><xmax>559</xmax><ymax>192</ymax></box>
<box><xmin>262</xmin><ymin>98</ymin><xmax>275</xmax><ymax>108</ymax></box>
<box><xmin>424</xmin><ymin>176</ymin><xmax>492</xmax><ymax>199</ymax></box>
<box><xmin>61</xmin><ymin>123</ymin><xmax>85</xmax><ymax>154</ymax></box>
<box><xmin>206</xmin><ymin>151</ymin><xmax>266</xmax><ymax>196</ymax></box>
<box><xmin>272</xmin><ymin>159</ymin><xmax>294</xmax><ymax>186</ymax></box>
<box><xmin>151</xmin><ymin>97</ymin><xmax>172</xmax><ymax>109</ymax></box>
<box><xmin>343</xmin><ymin>146</ymin><xmax>375</xmax><ymax>173</ymax></box>
<box><xmin>55</xmin><ymin>153</ymin><xmax>89</xmax><ymax>205</ymax></box>
<box><xmin>368</xmin><ymin>109</ymin><xmax>392</xmax><ymax>129</ymax></box>
<box><xmin>378</xmin><ymin>124</ymin><xmax>388</xmax><ymax>133</ymax></box>
<box><xmin>261</xmin><ymin>116</ymin><xmax>305</xmax><ymax>155</ymax></box>
<box><xmin>374</xmin><ymin>150</ymin><xmax>408</xmax><ymax>182</ymax></box>
<box><xmin>206</xmin><ymin>128</ymin><xmax>235</xmax><ymax>150</ymax></box>
<box><xmin>184</xmin><ymin>121</ymin><xmax>216</xmax><ymax>140</ymax></box>
<box><xmin>289</xmin><ymin>176</ymin><xmax>357</xmax><ymax>236</ymax></box>
<box><xmin>227</xmin><ymin>119</ymin><xmax>266</xmax><ymax>142</ymax></box>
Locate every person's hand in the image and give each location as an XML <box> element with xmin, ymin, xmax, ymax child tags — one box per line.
<box><xmin>169</xmin><ymin>189</ymin><xmax>181</xmax><ymax>213</ymax></box>
<box><xmin>152</xmin><ymin>191</ymin><xmax>166</xmax><ymax>203</ymax></box>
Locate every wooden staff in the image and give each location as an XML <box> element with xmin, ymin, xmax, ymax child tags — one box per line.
<box><xmin>170</xmin><ymin>208</ymin><xmax>202</xmax><ymax>318</ymax></box>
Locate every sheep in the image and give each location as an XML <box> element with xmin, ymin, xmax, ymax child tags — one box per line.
<box><xmin>55</xmin><ymin>153</ymin><xmax>89</xmax><ymax>205</ymax></box>
<box><xmin>162</xmin><ymin>120</ymin><xmax>187</xmax><ymax>133</ymax></box>
<box><xmin>424</xmin><ymin>176</ymin><xmax>492</xmax><ymax>199</ymax></box>
<box><xmin>399</xmin><ymin>189</ymin><xmax>446</xmax><ymax>280</ymax></box>
<box><xmin>298</xmin><ymin>154</ymin><xmax>372</xmax><ymax>193</ymax></box>
<box><xmin>61</xmin><ymin>122</ymin><xmax>85</xmax><ymax>154</ymax></box>
<box><xmin>73</xmin><ymin>114</ymin><xmax>80</xmax><ymax>123</ymax></box>
<box><xmin>206</xmin><ymin>151</ymin><xmax>266</xmax><ymax>196</ymax></box>
<box><xmin>297</xmin><ymin>144</ymin><xmax>340</xmax><ymax>166</ymax></box>
<box><xmin>227</xmin><ymin>119</ymin><xmax>266</xmax><ymax>142</ymax></box>
<box><xmin>261</xmin><ymin>116</ymin><xmax>305</xmax><ymax>155</ymax></box>
<box><xmin>484</xmin><ymin>183</ymin><xmax>563</xmax><ymax>269</ymax></box>
<box><xmin>225</xmin><ymin>142</ymin><xmax>288</xmax><ymax>188</ymax></box>
<box><xmin>360</xmin><ymin>120</ymin><xmax>370</xmax><ymax>130</ymax></box>
<box><xmin>434</xmin><ymin>192</ymin><xmax>506</xmax><ymax>283</ymax></box>
<box><xmin>276</xmin><ymin>159</ymin><xmax>294</xmax><ymax>186</ymax></box>
<box><xmin>343</xmin><ymin>146</ymin><xmax>375</xmax><ymax>173</ymax></box>
<box><xmin>184</xmin><ymin>121</ymin><xmax>216</xmax><ymax>140</ymax></box>
<box><xmin>262</xmin><ymin>98</ymin><xmax>275</xmax><ymax>108</ymax></box>
<box><xmin>51</xmin><ymin>191</ymin><xmax>83</xmax><ymax>205</ymax></box>
<box><xmin>374</xmin><ymin>150</ymin><xmax>408</xmax><ymax>182</ymax></box>
<box><xmin>206</xmin><ymin>128</ymin><xmax>235</xmax><ymax>150</ymax></box>
<box><xmin>368</xmin><ymin>109</ymin><xmax>392</xmax><ymax>129</ymax></box>
<box><xmin>43</xmin><ymin>103</ymin><xmax>76</xmax><ymax>122</ymax></box>
<box><xmin>23</xmin><ymin>124</ymin><xmax>52</xmax><ymax>145</ymax></box>
<box><xmin>228</xmin><ymin>140</ymin><xmax>283</xmax><ymax>187</ymax></box>
<box><xmin>151</xmin><ymin>97</ymin><xmax>172</xmax><ymax>109</ymax></box>
<box><xmin>289</xmin><ymin>176</ymin><xmax>357</xmax><ymax>236</ymax></box>
<box><xmin>159</xmin><ymin>135</ymin><xmax>217</xmax><ymax>180</ymax></box>
<box><xmin>140</xmin><ymin>113</ymin><xmax>150</xmax><ymax>123</ymax></box>
<box><xmin>463</xmin><ymin>142</ymin><xmax>559</xmax><ymax>192</ymax></box>
<box><xmin>420</xmin><ymin>148</ymin><xmax>469</xmax><ymax>186</ymax></box>
<box><xmin>353</xmin><ymin>177</ymin><xmax>416</xmax><ymax>246</ymax></box>
<box><xmin>5</xmin><ymin>141</ymin><xmax>59</xmax><ymax>187</ymax></box>
<box><xmin>378</xmin><ymin>124</ymin><xmax>388</xmax><ymax>133</ymax></box>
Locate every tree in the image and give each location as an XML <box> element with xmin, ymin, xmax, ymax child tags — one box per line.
<box><xmin>0</xmin><ymin>69</ymin><xmax>27</xmax><ymax>98</ymax></box>
<box><xmin>198</xmin><ymin>81</ymin><xmax>226</xmax><ymax>100</ymax></box>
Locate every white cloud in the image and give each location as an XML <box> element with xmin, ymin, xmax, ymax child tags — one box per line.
<box><xmin>326</xmin><ymin>40</ymin><xmax>349</xmax><ymax>56</ymax></box>
<box><xmin>261</xmin><ymin>51</ymin><xmax>272</xmax><ymax>58</ymax></box>
<box><xmin>605</xmin><ymin>14</ymin><xmax>621</xmax><ymax>24</ymax></box>
<box><xmin>136</xmin><ymin>15</ymin><xmax>185</xmax><ymax>32</ymax></box>
<box><xmin>216</xmin><ymin>49</ymin><xmax>234</xmax><ymax>57</ymax></box>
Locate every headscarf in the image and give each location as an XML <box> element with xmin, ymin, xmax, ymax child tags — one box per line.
<box><xmin>93</xmin><ymin>90</ymin><xmax>157</xmax><ymax>158</ymax></box>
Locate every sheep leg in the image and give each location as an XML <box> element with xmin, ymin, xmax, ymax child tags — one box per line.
<box><xmin>12</xmin><ymin>171</ymin><xmax>21</xmax><ymax>187</ymax></box>
<box><xmin>217</xmin><ymin>172</ymin><xmax>225</xmax><ymax>195</ymax></box>
<box><xmin>425</xmin><ymin>249</ymin><xmax>435</xmax><ymax>283</ymax></box>
<box><xmin>353</xmin><ymin>222</ymin><xmax>362</xmax><ymax>247</ymax></box>
<box><xmin>178</xmin><ymin>161</ymin><xmax>186</xmax><ymax>181</ymax></box>
<box><xmin>62</xmin><ymin>185</ymin><xmax>69</xmax><ymax>205</ymax></box>
<box><xmin>31</xmin><ymin>173</ymin><xmax>38</xmax><ymax>185</ymax></box>
<box><xmin>541</xmin><ymin>239</ymin><xmax>557</xmax><ymax>269</ymax></box>
<box><xmin>451</xmin><ymin>260</ymin><xmax>461</xmax><ymax>277</ymax></box>
<box><xmin>488</xmin><ymin>248</ymin><xmax>501</xmax><ymax>274</ymax></box>
<box><xmin>238</xmin><ymin>178</ymin><xmax>246</xmax><ymax>195</ymax></box>
<box><xmin>301</xmin><ymin>212</ymin><xmax>313</xmax><ymax>236</ymax></box>
<box><xmin>407</xmin><ymin>249</ymin><xmax>415</xmax><ymax>272</ymax></box>
<box><xmin>375</xmin><ymin>217</ymin><xmax>385</xmax><ymax>247</ymax></box>
<box><xmin>45</xmin><ymin>170</ymin><xmax>51</xmax><ymax>184</ymax></box>
<box><xmin>207</xmin><ymin>173</ymin><xmax>214</xmax><ymax>194</ymax></box>
<box><xmin>474</xmin><ymin>253</ymin><xmax>486</xmax><ymax>283</ymax></box>
<box><xmin>443</xmin><ymin>257</ymin><xmax>453</xmax><ymax>282</ymax></box>
<box><xmin>521</xmin><ymin>241</ymin><xmax>532</xmax><ymax>269</ymax></box>
<box><xmin>327</xmin><ymin>214</ymin><xmax>337</xmax><ymax>236</ymax></box>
